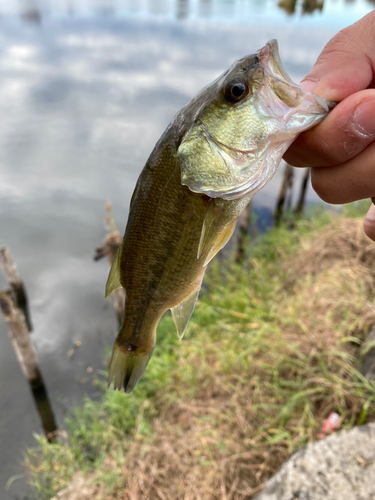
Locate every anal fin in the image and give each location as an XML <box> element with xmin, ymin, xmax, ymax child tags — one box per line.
<box><xmin>105</xmin><ymin>247</ymin><xmax>124</xmax><ymax>298</ymax></box>
<box><xmin>171</xmin><ymin>287</ymin><xmax>200</xmax><ymax>340</ymax></box>
<box><xmin>203</xmin><ymin>218</ymin><xmax>237</xmax><ymax>266</ymax></box>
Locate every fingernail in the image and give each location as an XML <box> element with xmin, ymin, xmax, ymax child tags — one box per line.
<box><xmin>300</xmin><ymin>77</ymin><xmax>339</xmax><ymax>102</ymax></box>
<box><xmin>300</xmin><ymin>79</ymin><xmax>319</xmax><ymax>92</ymax></box>
<box><xmin>354</xmin><ymin>99</ymin><xmax>375</xmax><ymax>137</ymax></box>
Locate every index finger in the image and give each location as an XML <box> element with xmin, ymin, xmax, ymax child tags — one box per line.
<box><xmin>284</xmin><ymin>89</ymin><xmax>375</xmax><ymax>168</ymax></box>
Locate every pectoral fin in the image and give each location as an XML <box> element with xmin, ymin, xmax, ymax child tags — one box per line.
<box><xmin>171</xmin><ymin>287</ymin><xmax>201</xmax><ymax>340</ymax></box>
<box><xmin>197</xmin><ymin>200</ymin><xmax>216</xmax><ymax>260</ymax></box>
<box><xmin>105</xmin><ymin>247</ymin><xmax>123</xmax><ymax>298</ymax></box>
<box><xmin>203</xmin><ymin>218</ymin><xmax>237</xmax><ymax>266</ymax></box>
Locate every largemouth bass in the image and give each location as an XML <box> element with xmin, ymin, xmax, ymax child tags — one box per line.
<box><xmin>106</xmin><ymin>40</ymin><xmax>334</xmax><ymax>393</ymax></box>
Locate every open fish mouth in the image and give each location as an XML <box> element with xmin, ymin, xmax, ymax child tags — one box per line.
<box><xmin>260</xmin><ymin>39</ymin><xmax>296</xmax><ymax>86</ymax></box>
<box><xmin>260</xmin><ymin>39</ymin><xmax>336</xmax><ymax>111</ymax></box>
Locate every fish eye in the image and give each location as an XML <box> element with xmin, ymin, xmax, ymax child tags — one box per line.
<box><xmin>223</xmin><ymin>79</ymin><xmax>249</xmax><ymax>103</ymax></box>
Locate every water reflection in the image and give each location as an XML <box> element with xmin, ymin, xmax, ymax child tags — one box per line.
<box><xmin>18</xmin><ymin>0</ymin><xmax>41</xmax><ymax>24</ymax></box>
<box><xmin>302</xmin><ymin>0</ymin><xmax>324</xmax><ymax>13</ymax></box>
<box><xmin>176</xmin><ymin>0</ymin><xmax>189</xmax><ymax>19</ymax></box>
<box><xmin>148</xmin><ymin>0</ymin><xmax>170</xmax><ymax>15</ymax></box>
<box><xmin>278</xmin><ymin>0</ymin><xmax>324</xmax><ymax>15</ymax></box>
<box><xmin>0</xmin><ymin>0</ymin><xmax>372</xmax><ymax>24</ymax></box>
<box><xmin>92</xmin><ymin>0</ymin><xmax>115</xmax><ymax>17</ymax></box>
<box><xmin>199</xmin><ymin>0</ymin><xmax>213</xmax><ymax>18</ymax></box>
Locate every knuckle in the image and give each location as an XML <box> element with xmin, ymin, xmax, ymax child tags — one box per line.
<box><xmin>317</xmin><ymin>14</ymin><xmax>375</xmax><ymax>67</ymax></box>
<box><xmin>313</xmin><ymin>135</ymin><xmax>338</xmax><ymax>166</ymax></box>
<box><xmin>317</xmin><ymin>31</ymin><xmax>353</xmax><ymax>65</ymax></box>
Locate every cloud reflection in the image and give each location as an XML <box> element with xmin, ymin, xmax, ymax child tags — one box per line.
<box><xmin>0</xmin><ymin>15</ymin><xmax>359</xmax><ymax>218</ymax></box>
<box><xmin>0</xmin><ymin>0</ymin><xmax>372</xmax><ymax>24</ymax></box>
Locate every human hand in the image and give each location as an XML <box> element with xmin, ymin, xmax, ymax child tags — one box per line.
<box><xmin>284</xmin><ymin>11</ymin><xmax>375</xmax><ymax>240</ymax></box>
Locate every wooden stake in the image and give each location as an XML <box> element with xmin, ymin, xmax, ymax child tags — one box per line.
<box><xmin>0</xmin><ymin>249</ymin><xmax>57</xmax><ymax>440</ymax></box>
<box><xmin>274</xmin><ymin>163</ymin><xmax>294</xmax><ymax>226</ymax></box>
<box><xmin>236</xmin><ymin>199</ymin><xmax>253</xmax><ymax>264</ymax></box>
<box><xmin>0</xmin><ymin>247</ymin><xmax>32</xmax><ymax>331</ymax></box>
<box><xmin>0</xmin><ymin>290</ymin><xmax>41</xmax><ymax>386</ymax></box>
<box><xmin>294</xmin><ymin>168</ymin><xmax>310</xmax><ymax>217</ymax></box>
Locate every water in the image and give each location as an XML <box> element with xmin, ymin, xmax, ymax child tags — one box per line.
<box><xmin>0</xmin><ymin>1</ymin><xmax>373</xmax><ymax>498</ymax></box>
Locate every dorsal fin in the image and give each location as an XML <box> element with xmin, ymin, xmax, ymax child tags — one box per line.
<box><xmin>171</xmin><ymin>287</ymin><xmax>201</xmax><ymax>340</ymax></box>
<box><xmin>105</xmin><ymin>247</ymin><xmax>124</xmax><ymax>298</ymax></box>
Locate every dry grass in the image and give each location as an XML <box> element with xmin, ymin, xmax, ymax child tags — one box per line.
<box><xmin>282</xmin><ymin>217</ymin><xmax>375</xmax><ymax>352</ymax></box>
<box><xmin>28</xmin><ymin>210</ymin><xmax>375</xmax><ymax>500</ymax></box>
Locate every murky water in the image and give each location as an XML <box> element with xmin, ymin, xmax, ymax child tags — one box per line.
<box><xmin>0</xmin><ymin>1</ymin><xmax>373</xmax><ymax>498</ymax></box>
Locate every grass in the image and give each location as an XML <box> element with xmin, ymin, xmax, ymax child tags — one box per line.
<box><xmin>25</xmin><ymin>203</ymin><xmax>375</xmax><ymax>500</ymax></box>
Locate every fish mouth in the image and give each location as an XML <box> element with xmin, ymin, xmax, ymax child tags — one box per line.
<box><xmin>259</xmin><ymin>39</ymin><xmax>295</xmax><ymax>86</ymax></box>
<box><xmin>259</xmin><ymin>39</ymin><xmax>336</xmax><ymax>111</ymax></box>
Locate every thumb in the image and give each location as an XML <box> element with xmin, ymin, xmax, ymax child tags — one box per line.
<box><xmin>364</xmin><ymin>202</ymin><xmax>375</xmax><ymax>242</ymax></box>
<box><xmin>300</xmin><ymin>12</ymin><xmax>375</xmax><ymax>102</ymax></box>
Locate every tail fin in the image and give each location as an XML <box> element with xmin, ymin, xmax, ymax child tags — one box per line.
<box><xmin>108</xmin><ymin>342</ymin><xmax>154</xmax><ymax>394</ymax></box>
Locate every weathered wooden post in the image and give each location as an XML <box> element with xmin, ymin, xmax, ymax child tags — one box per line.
<box><xmin>0</xmin><ymin>248</ymin><xmax>57</xmax><ymax>440</ymax></box>
<box><xmin>0</xmin><ymin>247</ymin><xmax>32</xmax><ymax>331</ymax></box>
<box><xmin>294</xmin><ymin>168</ymin><xmax>310</xmax><ymax>217</ymax></box>
<box><xmin>236</xmin><ymin>199</ymin><xmax>253</xmax><ymax>263</ymax></box>
<box><xmin>0</xmin><ymin>290</ymin><xmax>41</xmax><ymax>384</ymax></box>
<box><xmin>274</xmin><ymin>163</ymin><xmax>294</xmax><ymax>226</ymax></box>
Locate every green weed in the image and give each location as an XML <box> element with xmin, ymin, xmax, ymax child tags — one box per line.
<box><xmin>25</xmin><ymin>206</ymin><xmax>375</xmax><ymax>500</ymax></box>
